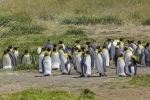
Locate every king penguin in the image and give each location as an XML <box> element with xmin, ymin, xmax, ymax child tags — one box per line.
<box><xmin>72</xmin><ymin>47</ymin><xmax>79</xmax><ymax>70</ymax></box>
<box><xmin>60</xmin><ymin>53</ymin><xmax>71</xmax><ymax>75</ymax></box>
<box><xmin>95</xmin><ymin>49</ymin><xmax>107</xmax><ymax>77</ymax></box>
<box><xmin>116</xmin><ymin>54</ymin><xmax>126</xmax><ymax>76</ymax></box>
<box><xmin>21</xmin><ymin>50</ymin><xmax>32</xmax><ymax>64</ymax></box>
<box><xmin>7</xmin><ymin>48</ymin><xmax>16</xmax><ymax>67</ymax></box>
<box><xmin>136</xmin><ymin>40</ymin><xmax>144</xmax><ymax>55</ymax></box>
<box><xmin>2</xmin><ymin>50</ymin><xmax>12</xmax><ymax>69</ymax></box>
<box><xmin>80</xmin><ymin>51</ymin><xmax>91</xmax><ymax>77</ymax></box>
<box><xmin>42</xmin><ymin>52</ymin><xmax>52</xmax><ymax>76</ymax></box>
<box><xmin>51</xmin><ymin>48</ymin><xmax>60</xmax><ymax>70</ymax></box>
<box><xmin>75</xmin><ymin>49</ymin><xmax>83</xmax><ymax>74</ymax></box>
<box><xmin>37</xmin><ymin>46</ymin><xmax>42</xmax><ymax>54</ymax></box>
<box><xmin>39</xmin><ymin>48</ymin><xmax>46</xmax><ymax>73</ymax></box>
<box><xmin>13</xmin><ymin>47</ymin><xmax>19</xmax><ymax>59</ymax></box>
<box><xmin>102</xmin><ymin>45</ymin><xmax>110</xmax><ymax>67</ymax></box>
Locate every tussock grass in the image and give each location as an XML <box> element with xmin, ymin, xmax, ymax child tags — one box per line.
<box><xmin>62</xmin><ymin>15</ymin><xmax>122</xmax><ymax>25</ymax></box>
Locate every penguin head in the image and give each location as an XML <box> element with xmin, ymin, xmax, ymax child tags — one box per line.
<box><xmin>8</xmin><ymin>45</ymin><xmax>13</xmax><ymax>51</ymax></box>
<box><xmin>119</xmin><ymin>54</ymin><xmax>123</xmax><ymax>57</ymax></box>
<box><xmin>96</xmin><ymin>46</ymin><xmax>100</xmax><ymax>49</ymax></box>
<box><xmin>124</xmin><ymin>46</ymin><xmax>128</xmax><ymax>51</ymax></box>
<box><xmin>138</xmin><ymin>40</ymin><xmax>141</xmax><ymax>45</ymax></box>
<box><xmin>119</xmin><ymin>38</ymin><xmax>124</xmax><ymax>42</ymax></box>
<box><xmin>53</xmin><ymin>48</ymin><xmax>57</xmax><ymax>52</ymax></box>
<box><xmin>59</xmin><ymin>41</ymin><xmax>63</xmax><ymax>44</ymax></box>
<box><xmin>47</xmin><ymin>48</ymin><xmax>51</xmax><ymax>52</ymax></box>
<box><xmin>3</xmin><ymin>50</ymin><xmax>8</xmax><ymax>55</ymax></box>
<box><xmin>24</xmin><ymin>50</ymin><xmax>29</xmax><ymax>54</ymax></box>
<box><xmin>75</xmin><ymin>40</ymin><xmax>81</xmax><ymax>43</ymax></box>
<box><xmin>53</xmin><ymin>44</ymin><xmax>57</xmax><ymax>48</ymax></box>
<box><xmin>107</xmin><ymin>38</ymin><xmax>111</xmax><ymax>42</ymax></box>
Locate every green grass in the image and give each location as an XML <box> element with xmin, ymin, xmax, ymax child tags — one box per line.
<box><xmin>128</xmin><ymin>75</ymin><xmax>150</xmax><ymax>87</ymax></box>
<box><xmin>0</xmin><ymin>89</ymin><xmax>94</xmax><ymax>100</ymax></box>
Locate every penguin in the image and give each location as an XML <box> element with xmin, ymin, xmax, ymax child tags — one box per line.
<box><xmin>110</xmin><ymin>39</ymin><xmax>120</xmax><ymax>60</ymax></box>
<box><xmin>103</xmin><ymin>38</ymin><xmax>112</xmax><ymax>50</ymax></box>
<box><xmin>114</xmin><ymin>44</ymin><xmax>124</xmax><ymax>67</ymax></box>
<box><xmin>139</xmin><ymin>43</ymin><xmax>150</xmax><ymax>67</ymax></box>
<box><xmin>13</xmin><ymin>47</ymin><xmax>19</xmax><ymax>59</ymax></box>
<box><xmin>103</xmin><ymin>38</ymin><xmax>112</xmax><ymax>57</ymax></box>
<box><xmin>72</xmin><ymin>47</ymin><xmax>79</xmax><ymax>70</ymax></box>
<box><xmin>126</xmin><ymin>56</ymin><xmax>137</xmax><ymax>76</ymax></box>
<box><xmin>21</xmin><ymin>50</ymin><xmax>32</xmax><ymax>64</ymax></box>
<box><xmin>87</xmin><ymin>44</ymin><xmax>95</xmax><ymax>69</ymax></box>
<box><xmin>58</xmin><ymin>41</ymin><xmax>66</xmax><ymax>51</ymax></box>
<box><xmin>136</xmin><ymin>40</ymin><xmax>144</xmax><ymax>55</ymax></box>
<box><xmin>95</xmin><ymin>49</ymin><xmax>107</xmax><ymax>77</ymax></box>
<box><xmin>2</xmin><ymin>50</ymin><xmax>12</xmax><ymax>69</ymax></box>
<box><xmin>75</xmin><ymin>49</ymin><xmax>83</xmax><ymax>74</ymax></box>
<box><xmin>37</xmin><ymin>46</ymin><xmax>42</xmax><ymax>54</ymax></box>
<box><xmin>60</xmin><ymin>53</ymin><xmax>71</xmax><ymax>75</ymax></box>
<box><xmin>102</xmin><ymin>45</ymin><xmax>110</xmax><ymax>67</ymax></box>
<box><xmin>90</xmin><ymin>39</ymin><xmax>97</xmax><ymax>51</ymax></box>
<box><xmin>42</xmin><ymin>52</ymin><xmax>52</xmax><ymax>76</ymax></box>
<box><xmin>128</xmin><ymin>40</ymin><xmax>138</xmax><ymax>53</ymax></box>
<box><xmin>72</xmin><ymin>40</ymin><xmax>81</xmax><ymax>55</ymax></box>
<box><xmin>116</xmin><ymin>54</ymin><xmax>126</xmax><ymax>76</ymax></box>
<box><xmin>39</xmin><ymin>48</ymin><xmax>46</xmax><ymax>73</ymax></box>
<box><xmin>47</xmin><ymin>48</ymin><xmax>51</xmax><ymax>56</ymax></box>
<box><xmin>7</xmin><ymin>48</ymin><xmax>16</xmax><ymax>67</ymax></box>
<box><xmin>80</xmin><ymin>51</ymin><xmax>91</xmax><ymax>77</ymax></box>
<box><xmin>119</xmin><ymin>38</ymin><xmax>125</xmax><ymax>51</ymax></box>
<box><xmin>51</xmin><ymin>48</ymin><xmax>60</xmax><ymax>70</ymax></box>
<box><xmin>44</xmin><ymin>40</ymin><xmax>53</xmax><ymax>50</ymax></box>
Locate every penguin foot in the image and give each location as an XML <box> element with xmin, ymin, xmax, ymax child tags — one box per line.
<box><xmin>79</xmin><ymin>74</ymin><xmax>85</xmax><ymax>77</ymax></box>
<box><xmin>99</xmin><ymin>73</ymin><xmax>102</xmax><ymax>77</ymax></box>
<box><xmin>44</xmin><ymin>74</ymin><xmax>50</xmax><ymax>76</ymax></box>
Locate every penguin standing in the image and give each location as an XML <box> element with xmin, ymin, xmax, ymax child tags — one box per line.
<box><xmin>80</xmin><ymin>51</ymin><xmax>91</xmax><ymax>77</ymax></box>
<box><xmin>42</xmin><ymin>52</ymin><xmax>52</xmax><ymax>76</ymax></box>
<box><xmin>124</xmin><ymin>47</ymin><xmax>133</xmax><ymax>75</ymax></box>
<box><xmin>2</xmin><ymin>50</ymin><xmax>12</xmax><ymax>69</ymax></box>
<box><xmin>110</xmin><ymin>39</ymin><xmax>120</xmax><ymax>60</ymax></box>
<box><xmin>75</xmin><ymin>49</ymin><xmax>83</xmax><ymax>74</ymax></box>
<box><xmin>21</xmin><ymin>50</ymin><xmax>32</xmax><ymax>64</ymax></box>
<box><xmin>126</xmin><ymin>56</ymin><xmax>137</xmax><ymax>76</ymax></box>
<box><xmin>7</xmin><ymin>48</ymin><xmax>16</xmax><ymax>67</ymax></box>
<box><xmin>37</xmin><ymin>46</ymin><xmax>42</xmax><ymax>54</ymax></box>
<box><xmin>139</xmin><ymin>43</ymin><xmax>150</xmax><ymax>67</ymax></box>
<box><xmin>136</xmin><ymin>40</ymin><xmax>144</xmax><ymax>55</ymax></box>
<box><xmin>102</xmin><ymin>46</ymin><xmax>110</xmax><ymax>67</ymax></box>
<box><xmin>103</xmin><ymin>38</ymin><xmax>112</xmax><ymax>57</ymax></box>
<box><xmin>72</xmin><ymin>47</ymin><xmax>79</xmax><ymax>70</ymax></box>
<box><xmin>116</xmin><ymin>54</ymin><xmax>126</xmax><ymax>76</ymax></box>
<box><xmin>114</xmin><ymin>43</ymin><xmax>124</xmax><ymax>67</ymax></box>
<box><xmin>51</xmin><ymin>48</ymin><xmax>60</xmax><ymax>70</ymax></box>
<box><xmin>13</xmin><ymin>47</ymin><xmax>19</xmax><ymax>59</ymax></box>
<box><xmin>39</xmin><ymin>48</ymin><xmax>46</xmax><ymax>73</ymax></box>
<box><xmin>60</xmin><ymin>53</ymin><xmax>71</xmax><ymax>74</ymax></box>
<box><xmin>90</xmin><ymin>40</ymin><xmax>97</xmax><ymax>51</ymax></box>
<box><xmin>95</xmin><ymin>49</ymin><xmax>107</xmax><ymax>77</ymax></box>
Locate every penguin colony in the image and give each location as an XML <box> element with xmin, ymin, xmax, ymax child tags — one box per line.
<box><xmin>2</xmin><ymin>39</ymin><xmax>150</xmax><ymax>77</ymax></box>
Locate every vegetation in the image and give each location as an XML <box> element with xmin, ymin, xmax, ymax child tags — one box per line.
<box><xmin>128</xmin><ymin>75</ymin><xmax>150</xmax><ymax>87</ymax></box>
<box><xmin>0</xmin><ymin>89</ymin><xmax>94</xmax><ymax>100</ymax></box>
